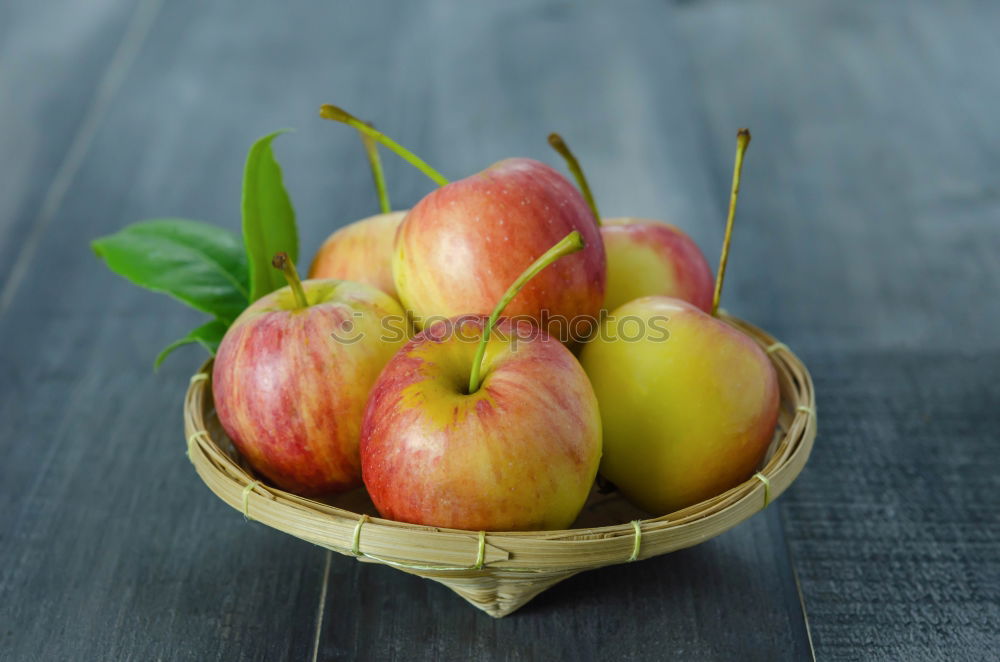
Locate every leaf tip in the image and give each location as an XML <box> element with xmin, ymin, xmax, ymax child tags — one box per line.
<box><xmin>90</xmin><ymin>238</ymin><xmax>107</xmax><ymax>257</ymax></box>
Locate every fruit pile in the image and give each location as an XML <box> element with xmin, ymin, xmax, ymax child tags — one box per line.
<box><xmin>95</xmin><ymin>107</ymin><xmax>778</xmax><ymax>532</ymax></box>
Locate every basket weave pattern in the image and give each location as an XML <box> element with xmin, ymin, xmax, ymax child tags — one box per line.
<box><xmin>184</xmin><ymin>316</ymin><xmax>816</xmax><ymax>617</ymax></box>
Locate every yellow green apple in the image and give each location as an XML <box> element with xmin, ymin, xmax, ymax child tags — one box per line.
<box><xmin>579</xmin><ymin>296</ymin><xmax>778</xmax><ymax>513</ymax></box>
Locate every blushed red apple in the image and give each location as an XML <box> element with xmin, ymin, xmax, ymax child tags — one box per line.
<box><xmin>361</xmin><ymin>317</ymin><xmax>601</xmax><ymax>530</ymax></box>
<box><xmin>311</xmin><ymin>110</ymin><xmax>406</xmax><ymax>300</ymax></box>
<box><xmin>393</xmin><ymin>158</ymin><xmax>605</xmax><ymax>336</ymax></box>
<box><xmin>213</xmin><ymin>255</ymin><xmax>407</xmax><ymax>495</ymax></box>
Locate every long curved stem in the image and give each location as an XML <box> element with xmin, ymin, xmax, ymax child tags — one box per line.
<box><xmin>711</xmin><ymin>128</ymin><xmax>751</xmax><ymax>317</ymax></box>
<box><xmin>548</xmin><ymin>133</ymin><xmax>601</xmax><ymax>225</ymax></box>
<box><xmin>357</xmin><ymin>124</ymin><xmax>391</xmax><ymax>213</ymax></box>
<box><xmin>272</xmin><ymin>252</ymin><xmax>308</xmax><ymax>309</ymax></box>
<box><xmin>467</xmin><ymin>231</ymin><xmax>585</xmax><ymax>394</ymax></box>
<box><xmin>320</xmin><ymin>105</ymin><xmax>449</xmax><ymax>187</ymax></box>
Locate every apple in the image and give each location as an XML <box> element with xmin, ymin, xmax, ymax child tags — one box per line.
<box><xmin>320</xmin><ymin>105</ymin><xmax>605</xmax><ymax>339</ymax></box>
<box><xmin>360</xmin><ymin>232</ymin><xmax>602</xmax><ymax>530</ymax></box>
<box><xmin>213</xmin><ymin>253</ymin><xmax>407</xmax><ymax>495</ymax></box>
<box><xmin>580</xmin><ymin>297</ymin><xmax>779</xmax><ymax>513</ymax></box>
<box><xmin>578</xmin><ymin>129</ymin><xmax>780</xmax><ymax>514</ymax></box>
<box><xmin>394</xmin><ymin>158</ymin><xmax>605</xmax><ymax>336</ymax></box>
<box><xmin>601</xmin><ymin>217</ymin><xmax>714</xmax><ymax>313</ymax></box>
<box><xmin>308</xmin><ymin>210</ymin><xmax>406</xmax><ymax>299</ymax></box>
<box><xmin>547</xmin><ymin>133</ymin><xmax>713</xmax><ymax>312</ymax></box>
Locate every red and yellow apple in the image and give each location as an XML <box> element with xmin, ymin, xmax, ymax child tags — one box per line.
<box><xmin>361</xmin><ymin>316</ymin><xmax>601</xmax><ymax>530</ymax></box>
<box><xmin>601</xmin><ymin>217</ymin><xmax>714</xmax><ymax>313</ymax></box>
<box><xmin>213</xmin><ymin>256</ymin><xmax>407</xmax><ymax>495</ymax></box>
<box><xmin>579</xmin><ymin>296</ymin><xmax>779</xmax><ymax>513</ymax></box>
<box><xmin>546</xmin><ymin>132</ymin><xmax>714</xmax><ymax>312</ymax></box>
<box><xmin>393</xmin><ymin>158</ymin><xmax>605</xmax><ymax>336</ymax></box>
<box><xmin>308</xmin><ymin>210</ymin><xmax>405</xmax><ymax>299</ymax></box>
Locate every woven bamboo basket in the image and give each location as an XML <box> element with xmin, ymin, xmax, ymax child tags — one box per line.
<box><xmin>184</xmin><ymin>315</ymin><xmax>815</xmax><ymax>618</ymax></box>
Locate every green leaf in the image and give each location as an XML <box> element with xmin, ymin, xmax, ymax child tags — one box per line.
<box><xmin>154</xmin><ymin>318</ymin><xmax>228</xmax><ymax>369</ymax></box>
<box><xmin>92</xmin><ymin>219</ymin><xmax>250</xmax><ymax>324</ymax></box>
<box><xmin>242</xmin><ymin>130</ymin><xmax>298</xmax><ymax>301</ymax></box>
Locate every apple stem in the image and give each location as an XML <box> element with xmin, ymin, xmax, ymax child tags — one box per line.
<box><xmin>547</xmin><ymin>133</ymin><xmax>601</xmax><ymax>226</ymax></box>
<box><xmin>711</xmin><ymin>128</ymin><xmax>751</xmax><ymax>317</ymax></box>
<box><xmin>272</xmin><ymin>252</ymin><xmax>309</xmax><ymax>309</ymax></box>
<box><xmin>357</xmin><ymin>123</ymin><xmax>391</xmax><ymax>213</ymax></box>
<box><xmin>320</xmin><ymin>104</ymin><xmax>450</xmax><ymax>187</ymax></box>
<box><xmin>467</xmin><ymin>231</ymin><xmax>585</xmax><ymax>394</ymax></box>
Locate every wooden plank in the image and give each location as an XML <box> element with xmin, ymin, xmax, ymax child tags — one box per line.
<box><xmin>672</xmin><ymin>0</ymin><xmax>1000</xmax><ymax>355</ymax></box>
<box><xmin>784</xmin><ymin>353</ymin><xmax>1000</xmax><ymax>661</ymax></box>
<box><xmin>671</xmin><ymin>1</ymin><xmax>1000</xmax><ymax>659</ymax></box>
<box><xmin>0</xmin><ymin>1</ymin><xmax>351</xmax><ymax>659</ymax></box>
<box><xmin>0</xmin><ymin>0</ymin><xmax>144</xmax><ymax>309</ymax></box>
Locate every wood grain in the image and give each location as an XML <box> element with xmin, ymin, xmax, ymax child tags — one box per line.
<box><xmin>0</xmin><ymin>0</ymin><xmax>143</xmax><ymax>310</ymax></box>
<box><xmin>673</xmin><ymin>0</ymin><xmax>1000</xmax><ymax>355</ymax></box>
<box><xmin>784</xmin><ymin>353</ymin><xmax>1000</xmax><ymax>661</ymax></box>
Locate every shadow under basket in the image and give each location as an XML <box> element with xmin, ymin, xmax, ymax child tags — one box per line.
<box><xmin>184</xmin><ymin>316</ymin><xmax>816</xmax><ymax>618</ymax></box>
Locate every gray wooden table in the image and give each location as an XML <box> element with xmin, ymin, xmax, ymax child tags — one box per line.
<box><xmin>1</xmin><ymin>1</ymin><xmax>997</xmax><ymax>660</ymax></box>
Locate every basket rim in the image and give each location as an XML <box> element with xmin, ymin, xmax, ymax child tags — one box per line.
<box><xmin>184</xmin><ymin>314</ymin><xmax>816</xmax><ymax>573</ymax></box>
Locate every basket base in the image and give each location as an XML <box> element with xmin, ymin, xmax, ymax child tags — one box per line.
<box><xmin>321</xmin><ymin>485</ymin><xmax>647</xmax><ymax>617</ymax></box>
<box><xmin>364</xmin><ymin>562</ymin><xmax>580</xmax><ymax>618</ymax></box>
<box><xmin>449</xmin><ymin>572</ymin><xmax>580</xmax><ymax>618</ymax></box>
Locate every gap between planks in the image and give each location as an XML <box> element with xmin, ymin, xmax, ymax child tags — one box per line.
<box><xmin>310</xmin><ymin>550</ymin><xmax>333</xmax><ymax>662</ymax></box>
<box><xmin>780</xmin><ymin>505</ymin><xmax>817</xmax><ymax>662</ymax></box>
